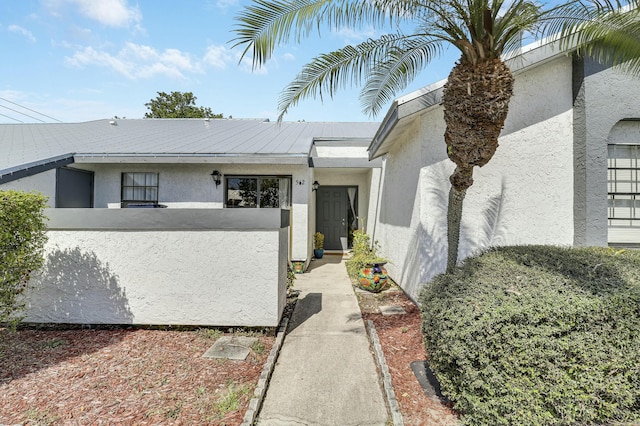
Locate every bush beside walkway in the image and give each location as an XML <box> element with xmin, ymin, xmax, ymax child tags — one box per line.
<box><xmin>420</xmin><ymin>246</ymin><xmax>640</xmax><ymax>425</ymax></box>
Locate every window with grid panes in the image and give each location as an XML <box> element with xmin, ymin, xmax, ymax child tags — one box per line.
<box><xmin>121</xmin><ymin>172</ymin><xmax>159</xmax><ymax>207</ymax></box>
<box><xmin>608</xmin><ymin>144</ymin><xmax>640</xmax><ymax>227</ymax></box>
<box><xmin>225</xmin><ymin>176</ymin><xmax>291</xmax><ymax>208</ymax></box>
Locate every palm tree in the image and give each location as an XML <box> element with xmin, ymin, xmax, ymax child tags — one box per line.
<box><xmin>232</xmin><ymin>0</ymin><xmax>640</xmax><ymax>273</ymax></box>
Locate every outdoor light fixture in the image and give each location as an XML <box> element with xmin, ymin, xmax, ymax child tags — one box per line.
<box><xmin>312</xmin><ymin>181</ymin><xmax>320</xmax><ymax>191</ymax></box>
<box><xmin>211</xmin><ymin>170</ymin><xmax>222</xmax><ymax>187</ymax></box>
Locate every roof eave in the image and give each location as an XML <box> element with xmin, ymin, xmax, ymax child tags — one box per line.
<box><xmin>367</xmin><ymin>36</ymin><xmax>571</xmax><ymax>159</ymax></box>
<box><xmin>73</xmin><ymin>153</ymin><xmax>310</xmax><ymax>165</ymax></box>
<box><xmin>0</xmin><ymin>153</ymin><xmax>75</xmax><ymax>184</ymax></box>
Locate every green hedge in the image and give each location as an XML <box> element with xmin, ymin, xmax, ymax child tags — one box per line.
<box><xmin>0</xmin><ymin>190</ymin><xmax>48</xmax><ymax>328</ymax></box>
<box><xmin>419</xmin><ymin>245</ymin><xmax>640</xmax><ymax>425</ymax></box>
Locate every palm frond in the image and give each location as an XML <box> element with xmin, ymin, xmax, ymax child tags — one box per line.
<box><xmin>537</xmin><ymin>0</ymin><xmax>640</xmax><ymax>73</ymax></box>
<box><xmin>491</xmin><ymin>0</ymin><xmax>542</xmax><ymax>54</ymax></box>
<box><xmin>232</xmin><ymin>0</ymin><xmax>329</xmax><ymax>68</ymax></box>
<box><xmin>538</xmin><ymin>0</ymin><xmax>625</xmax><ymax>39</ymax></box>
<box><xmin>361</xmin><ymin>35</ymin><xmax>445</xmax><ymax>116</ymax></box>
<box><xmin>573</xmin><ymin>6</ymin><xmax>640</xmax><ymax>73</ymax></box>
<box><xmin>231</xmin><ymin>0</ymin><xmax>401</xmax><ymax>69</ymax></box>
<box><xmin>277</xmin><ymin>33</ymin><xmax>433</xmax><ymax>120</ymax></box>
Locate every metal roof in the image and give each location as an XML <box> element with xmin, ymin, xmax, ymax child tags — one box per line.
<box><xmin>0</xmin><ymin>118</ymin><xmax>380</xmax><ymax>179</ymax></box>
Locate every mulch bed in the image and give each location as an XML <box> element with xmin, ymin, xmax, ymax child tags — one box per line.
<box><xmin>0</xmin><ymin>282</ymin><xmax>456</xmax><ymax>425</ymax></box>
<box><xmin>357</xmin><ymin>286</ymin><xmax>458</xmax><ymax>425</ymax></box>
<box><xmin>0</xmin><ymin>327</ymin><xmax>273</xmax><ymax>425</ymax></box>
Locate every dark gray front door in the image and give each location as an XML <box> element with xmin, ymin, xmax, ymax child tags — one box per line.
<box><xmin>316</xmin><ymin>186</ymin><xmax>348</xmax><ymax>250</ymax></box>
<box><xmin>56</xmin><ymin>167</ymin><xmax>94</xmax><ymax>208</ymax></box>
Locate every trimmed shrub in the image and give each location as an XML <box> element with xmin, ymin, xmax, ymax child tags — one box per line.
<box><xmin>420</xmin><ymin>245</ymin><xmax>640</xmax><ymax>425</ymax></box>
<box><xmin>0</xmin><ymin>190</ymin><xmax>48</xmax><ymax>328</ymax></box>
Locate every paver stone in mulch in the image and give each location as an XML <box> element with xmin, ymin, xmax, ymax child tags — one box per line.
<box><xmin>202</xmin><ymin>336</ymin><xmax>258</xmax><ymax>360</ymax></box>
<box><xmin>379</xmin><ymin>305</ymin><xmax>407</xmax><ymax>316</ymax></box>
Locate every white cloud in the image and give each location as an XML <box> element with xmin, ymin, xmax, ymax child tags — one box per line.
<box><xmin>282</xmin><ymin>53</ymin><xmax>296</xmax><ymax>61</ymax></box>
<box><xmin>66</xmin><ymin>46</ymin><xmax>134</xmax><ymax>77</ymax></box>
<box><xmin>334</xmin><ymin>26</ymin><xmax>377</xmax><ymax>44</ymax></box>
<box><xmin>65</xmin><ymin>42</ymin><xmax>200</xmax><ymax>80</ymax></box>
<box><xmin>8</xmin><ymin>25</ymin><xmax>36</xmax><ymax>43</ymax></box>
<box><xmin>214</xmin><ymin>0</ymin><xmax>238</xmax><ymax>11</ymax></box>
<box><xmin>203</xmin><ymin>45</ymin><xmax>233</xmax><ymax>69</ymax></box>
<box><xmin>44</xmin><ymin>0</ymin><xmax>142</xmax><ymax>28</ymax></box>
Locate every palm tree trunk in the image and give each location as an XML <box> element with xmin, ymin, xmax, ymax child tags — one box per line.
<box><xmin>442</xmin><ymin>58</ymin><xmax>514</xmax><ymax>272</ymax></box>
<box><xmin>447</xmin><ymin>185</ymin><xmax>466</xmax><ymax>273</ymax></box>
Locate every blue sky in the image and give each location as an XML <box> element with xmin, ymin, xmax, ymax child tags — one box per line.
<box><xmin>0</xmin><ymin>0</ymin><xmax>457</xmax><ymax>124</ymax></box>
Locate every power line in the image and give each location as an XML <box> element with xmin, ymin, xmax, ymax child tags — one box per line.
<box><xmin>0</xmin><ymin>112</ymin><xmax>23</xmax><ymax>123</ymax></box>
<box><xmin>0</xmin><ymin>103</ymin><xmax>46</xmax><ymax>122</ymax></box>
<box><xmin>0</xmin><ymin>97</ymin><xmax>63</xmax><ymax>123</ymax></box>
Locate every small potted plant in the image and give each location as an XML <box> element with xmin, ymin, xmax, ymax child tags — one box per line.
<box><xmin>314</xmin><ymin>232</ymin><xmax>325</xmax><ymax>259</ymax></box>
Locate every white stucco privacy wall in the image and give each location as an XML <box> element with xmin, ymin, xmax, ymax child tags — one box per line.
<box><xmin>374</xmin><ymin>56</ymin><xmax>576</xmax><ymax>301</ymax></box>
<box><xmin>25</xmin><ymin>208</ymin><xmax>289</xmax><ymax>327</ymax></box>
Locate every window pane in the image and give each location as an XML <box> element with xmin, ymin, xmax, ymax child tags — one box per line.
<box><xmin>123</xmin><ymin>173</ymin><xmax>134</xmax><ymax>186</ymax></box>
<box><xmin>145</xmin><ymin>188</ymin><xmax>157</xmax><ymax>201</ymax></box>
<box><xmin>226</xmin><ymin>178</ymin><xmax>257</xmax><ymax>207</ymax></box>
<box><xmin>133</xmin><ymin>187</ymin><xmax>145</xmax><ymax>200</ymax></box>
<box><xmin>146</xmin><ymin>173</ymin><xmax>158</xmax><ymax>186</ymax></box>
<box><xmin>278</xmin><ymin>178</ymin><xmax>291</xmax><ymax>208</ymax></box>
<box><xmin>123</xmin><ymin>187</ymin><xmax>134</xmax><ymax>200</ymax></box>
<box><xmin>260</xmin><ymin>178</ymin><xmax>279</xmax><ymax>208</ymax></box>
<box><xmin>133</xmin><ymin>173</ymin><xmax>146</xmax><ymax>186</ymax></box>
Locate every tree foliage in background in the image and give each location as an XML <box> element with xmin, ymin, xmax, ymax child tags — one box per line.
<box><xmin>144</xmin><ymin>91</ymin><xmax>224</xmax><ymax>119</ymax></box>
<box><xmin>0</xmin><ymin>191</ymin><xmax>48</xmax><ymax>329</ymax></box>
<box><xmin>232</xmin><ymin>0</ymin><xmax>640</xmax><ymax>272</ymax></box>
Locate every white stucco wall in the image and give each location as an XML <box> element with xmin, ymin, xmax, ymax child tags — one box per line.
<box><xmin>375</xmin><ymin>56</ymin><xmax>576</xmax><ymax>300</ymax></box>
<box><xmin>25</xmin><ymin>209</ymin><xmax>288</xmax><ymax>327</ymax></box>
<box><xmin>0</xmin><ymin>169</ymin><xmax>57</xmax><ymax>206</ymax></box>
<box><xmin>576</xmin><ymin>60</ymin><xmax>640</xmax><ymax>246</ymax></box>
<box><xmin>78</xmin><ymin>163</ymin><xmax>220</xmax><ymax>208</ymax></box>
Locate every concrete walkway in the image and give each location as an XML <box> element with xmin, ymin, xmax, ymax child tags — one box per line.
<box><xmin>257</xmin><ymin>256</ymin><xmax>389</xmax><ymax>426</ymax></box>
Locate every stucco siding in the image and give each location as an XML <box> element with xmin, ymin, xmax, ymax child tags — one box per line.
<box><xmin>0</xmin><ymin>169</ymin><xmax>57</xmax><ymax>205</ymax></box>
<box><xmin>79</xmin><ymin>162</ymin><xmax>312</xmax><ymax>260</ymax></box>
<box><xmin>578</xmin><ymin>60</ymin><xmax>640</xmax><ymax>245</ymax></box>
<box><xmin>375</xmin><ymin>56</ymin><xmax>576</xmax><ymax>301</ymax></box>
<box><xmin>25</xmin><ymin>209</ymin><xmax>288</xmax><ymax>327</ymax></box>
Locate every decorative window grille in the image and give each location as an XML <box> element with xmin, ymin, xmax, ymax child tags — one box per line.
<box><xmin>608</xmin><ymin>144</ymin><xmax>640</xmax><ymax>227</ymax></box>
<box><xmin>121</xmin><ymin>172</ymin><xmax>159</xmax><ymax>207</ymax></box>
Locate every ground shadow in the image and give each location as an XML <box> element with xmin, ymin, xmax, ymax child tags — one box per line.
<box><xmin>0</xmin><ymin>326</ymin><xmax>136</xmax><ymax>384</ymax></box>
<box><xmin>1</xmin><ymin>247</ymin><xmax>135</xmax><ymax>383</ymax></box>
<box><xmin>287</xmin><ymin>292</ymin><xmax>322</xmax><ymax>333</ymax></box>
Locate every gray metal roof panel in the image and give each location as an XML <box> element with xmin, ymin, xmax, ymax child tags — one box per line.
<box><xmin>0</xmin><ymin>119</ymin><xmax>380</xmax><ymax>172</ymax></box>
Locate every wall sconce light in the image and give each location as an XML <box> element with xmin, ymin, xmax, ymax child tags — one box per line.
<box><xmin>210</xmin><ymin>170</ymin><xmax>222</xmax><ymax>187</ymax></box>
<box><xmin>312</xmin><ymin>181</ymin><xmax>320</xmax><ymax>191</ymax></box>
